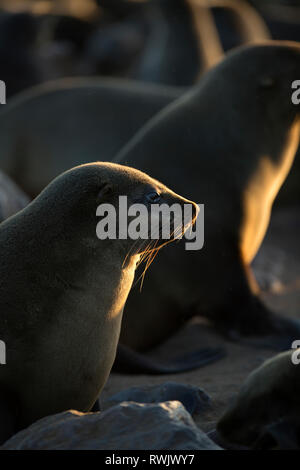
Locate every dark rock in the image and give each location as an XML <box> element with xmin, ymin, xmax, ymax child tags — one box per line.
<box><xmin>104</xmin><ymin>382</ymin><xmax>211</xmax><ymax>416</ymax></box>
<box><xmin>1</xmin><ymin>401</ymin><xmax>221</xmax><ymax>450</ymax></box>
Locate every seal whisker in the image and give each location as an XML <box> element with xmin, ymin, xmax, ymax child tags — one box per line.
<box><xmin>122</xmin><ymin>238</ymin><xmax>140</xmax><ymax>268</ymax></box>
<box><xmin>136</xmin><ymin>240</ymin><xmax>156</xmax><ymax>269</ymax></box>
<box><xmin>138</xmin><ymin>240</ymin><xmax>163</xmax><ymax>291</ymax></box>
<box><xmin>133</xmin><ymin>239</ymin><xmax>159</xmax><ymax>289</ymax></box>
<box><xmin>139</xmin><ymin>240</ymin><xmax>160</xmax><ymax>291</ymax></box>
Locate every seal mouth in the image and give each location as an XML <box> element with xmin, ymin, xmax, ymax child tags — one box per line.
<box><xmin>133</xmin><ymin>207</ymin><xmax>198</xmax><ymax>289</ymax></box>
<box><xmin>121</xmin><ymin>198</ymin><xmax>198</xmax><ymax>288</ymax></box>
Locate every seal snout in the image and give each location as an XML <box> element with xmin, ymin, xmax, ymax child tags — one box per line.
<box><xmin>164</xmin><ymin>192</ymin><xmax>199</xmax><ymax>240</ymax></box>
<box><xmin>191</xmin><ymin>200</ymin><xmax>200</xmax><ymax>225</ymax></box>
<box><xmin>181</xmin><ymin>197</ymin><xmax>199</xmax><ymax>230</ymax></box>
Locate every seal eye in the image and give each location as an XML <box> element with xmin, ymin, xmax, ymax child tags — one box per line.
<box><xmin>146</xmin><ymin>191</ymin><xmax>161</xmax><ymax>204</ymax></box>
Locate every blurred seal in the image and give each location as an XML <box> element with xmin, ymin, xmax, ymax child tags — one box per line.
<box><xmin>0</xmin><ymin>77</ymin><xmax>180</xmax><ymax>196</ymax></box>
<box><xmin>217</xmin><ymin>349</ymin><xmax>300</xmax><ymax>449</ymax></box>
<box><xmin>114</xmin><ymin>42</ymin><xmax>300</xmax><ymax>351</ymax></box>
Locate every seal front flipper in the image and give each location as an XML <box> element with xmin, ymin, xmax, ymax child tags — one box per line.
<box><xmin>213</xmin><ymin>294</ymin><xmax>300</xmax><ymax>351</ymax></box>
<box><xmin>231</xmin><ymin>315</ymin><xmax>300</xmax><ymax>351</ymax></box>
<box><xmin>206</xmin><ymin>255</ymin><xmax>300</xmax><ymax>351</ymax></box>
<box><xmin>112</xmin><ymin>343</ymin><xmax>226</xmax><ymax>375</ymax></box>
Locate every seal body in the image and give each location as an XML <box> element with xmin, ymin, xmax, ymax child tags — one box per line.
<box><xmin>130</xmin><ymin>0</ymin><xmax>200</xmax><ymax>86</ymax></box>
<box><xmin>0</xmin><ymin>162</ymin><xmax>197</xmax><ymax>441</ymax></box>
<box><xmin>114</xmin><ymin>42</ymin><xmax>300</xmax><ymax>350</ymax></box>
<box><xmin>0</xmin><ymin>77</ymin><xmax>179</xmax><ymax>196</ymax></box>
<box><xmin>217</xmin><ymin>349</ymin><xmax>300</xmax><ymax>449</ymax></box>
<box><xmin>93</xmin><ymin>0</ymin><xmax>200</xmax><ymax>85</ymax></box>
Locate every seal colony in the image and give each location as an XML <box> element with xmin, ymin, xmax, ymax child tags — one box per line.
<box><xmin>0</xmin><ymin>77</ymin><xmax>180</xmax><ymax>196</ymax></box>
<box><xmin>0</xmin><ymin>0</ymin><xmax>299</xmax><ymax>452</ymax></box>
<box><xmin>0</xmin><ymin>42</ymin><xmax>299</xmax><ymax>354</ymax></box>
<box><xmin>0</xmin><ymin>161</ymin><xmax>199</xmax><ymax>444</ymax></box>
<box><xmin>114</xmin><ymin>41</ymin><xmax>300</xmax><ymax>351</ymax></box>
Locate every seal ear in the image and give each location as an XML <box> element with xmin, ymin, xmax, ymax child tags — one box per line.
<box><xmin>97</xmin><ymin>182</ymin><xmax>114</xmax><ymax>201</ymax></box>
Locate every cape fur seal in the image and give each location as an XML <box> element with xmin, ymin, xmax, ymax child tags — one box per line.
<box><xmin>113</xmin><ymin>41</ymin><xmax>300</xmax><ymax>351</ymax></box>
<box><xmin>0</xmin><ymin>161</ymin><xmax>200</xmax><ymax>444</ymax></box>
<box><xmin>217</xmin><ymin>348</ymin><xmax>300</xmax><ymax>449</ymax></box>
<box><xmin>0</xmin><ymin>77</ymin><xmax>179</xmax><ymax>196</ymax></box>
